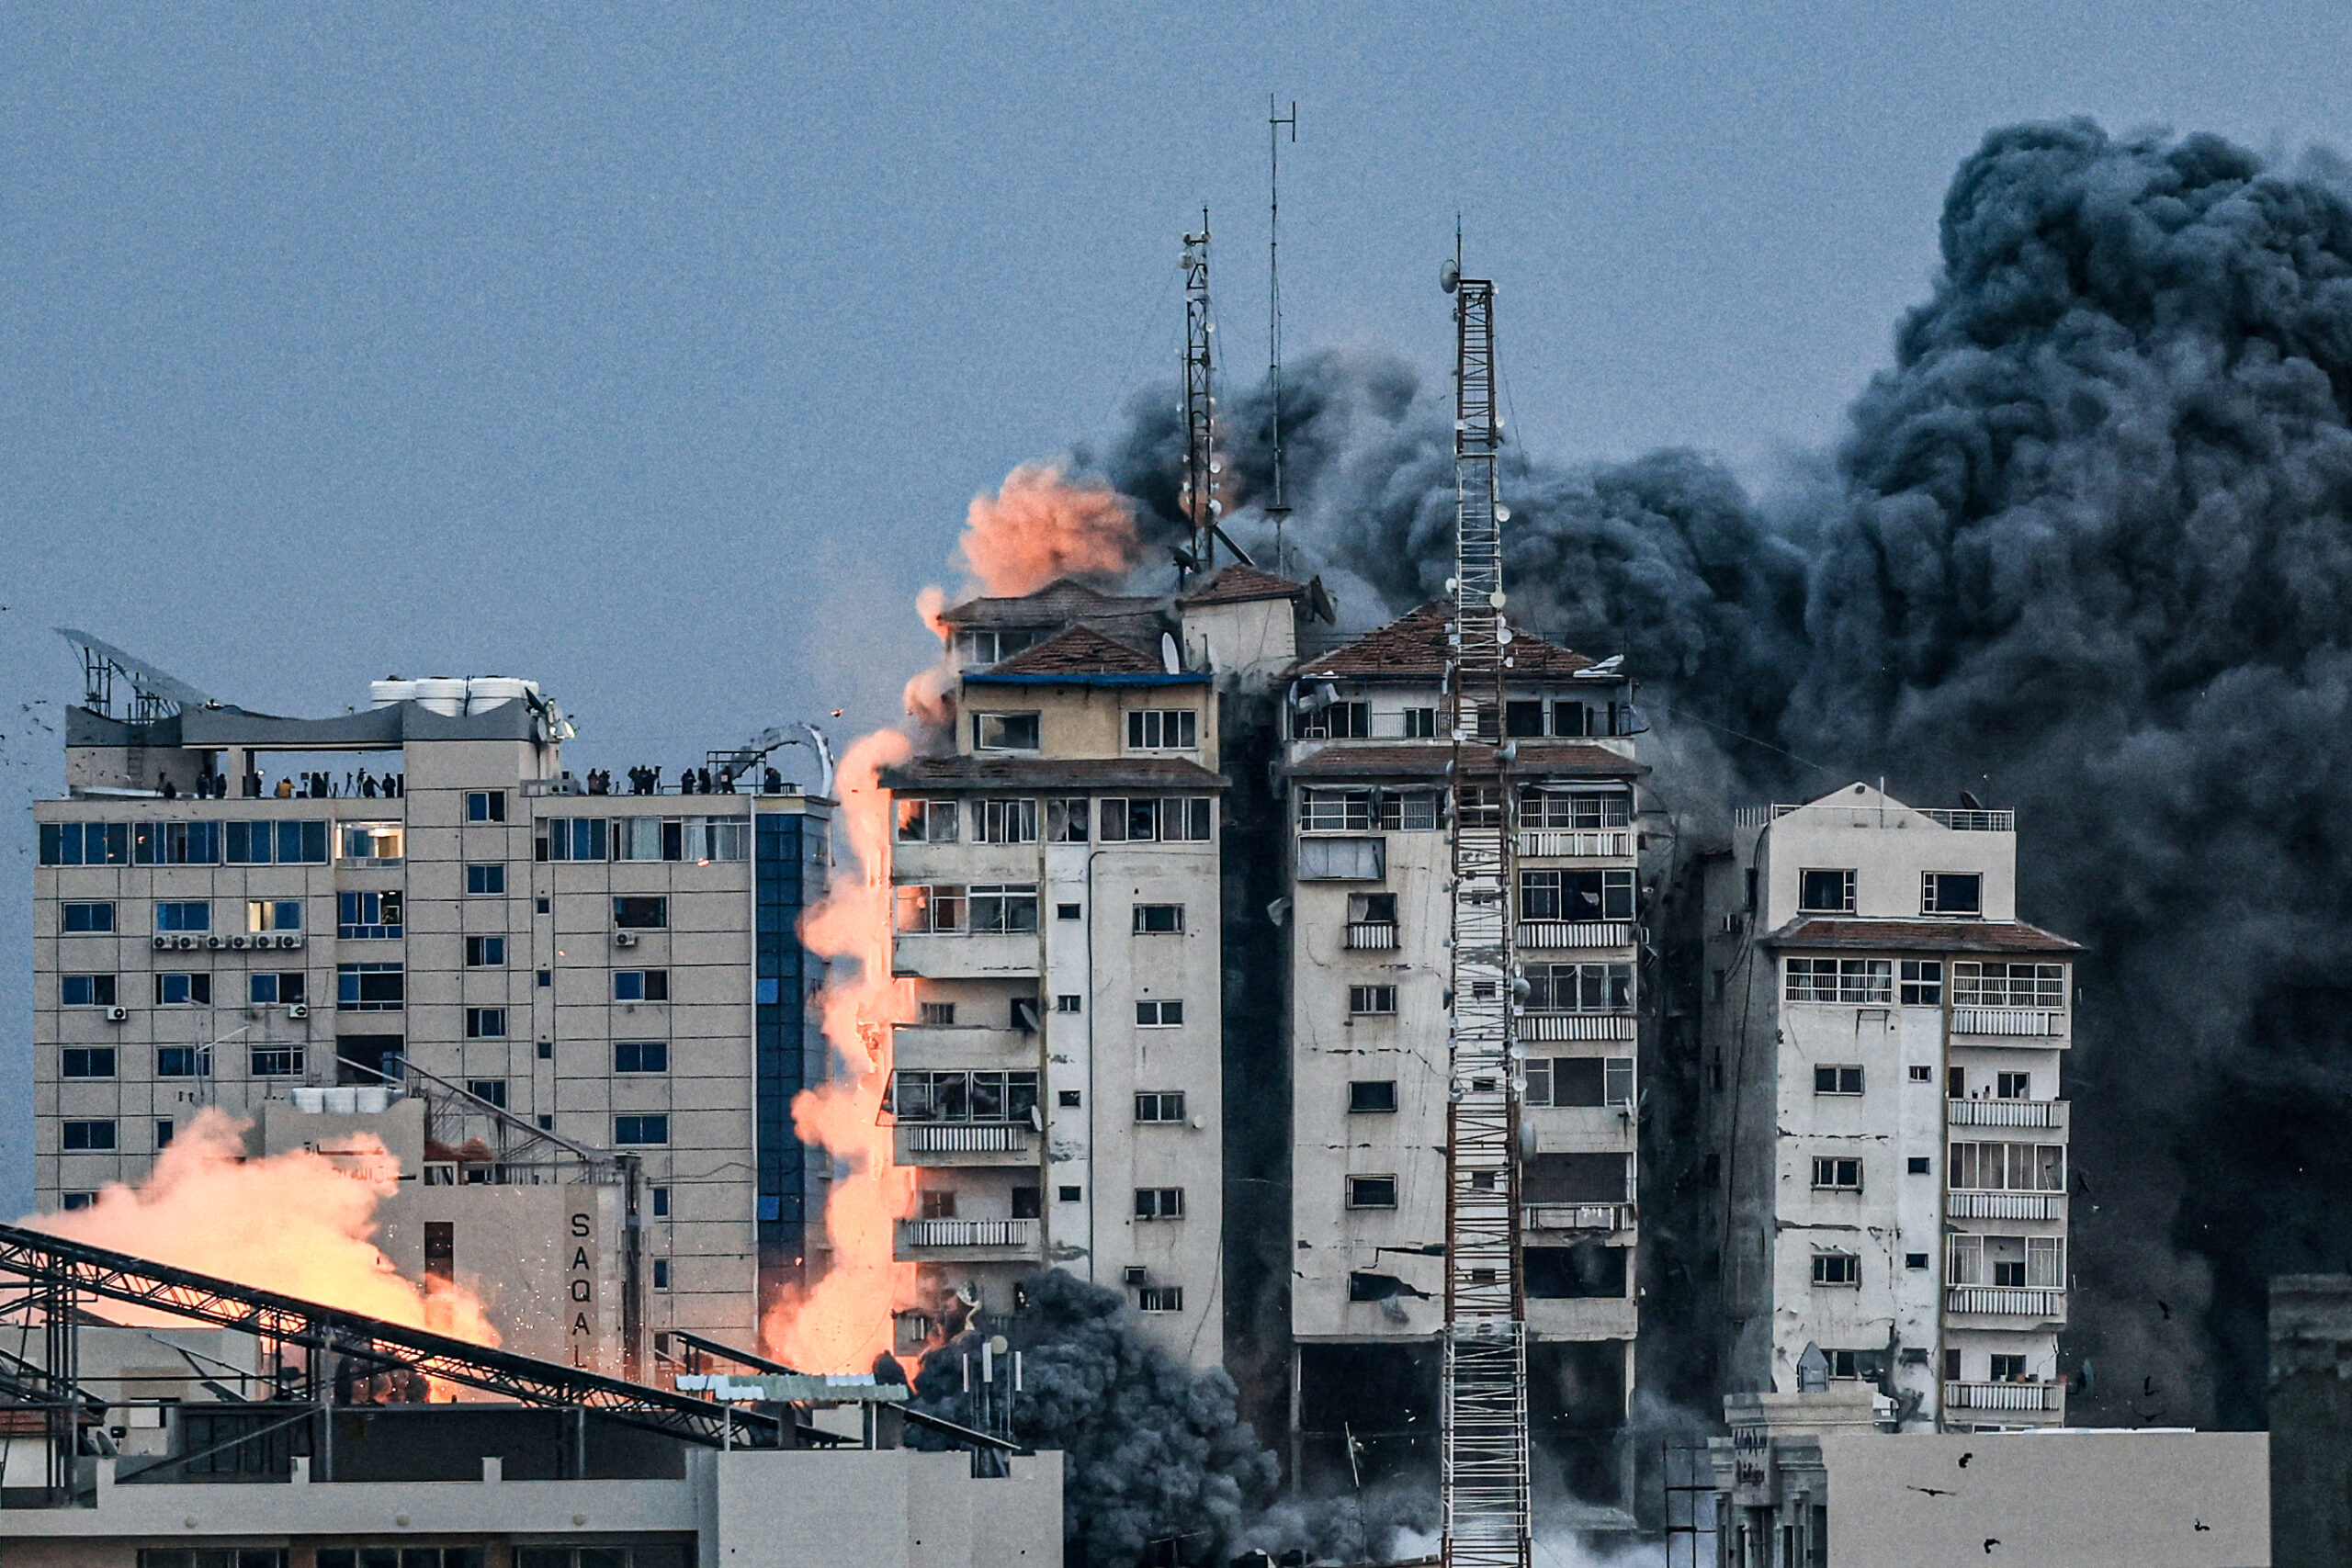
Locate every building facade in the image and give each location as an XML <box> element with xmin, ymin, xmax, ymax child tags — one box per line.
<box><xmin>31</xmin><ymin>648</ymin><xmax>830</xmax><ymax>1369</ymax></box>
<box><xmin>1699</xmin><ymin>784</ymin><xmax>2078</xmax><ymax>1431</ymax></box>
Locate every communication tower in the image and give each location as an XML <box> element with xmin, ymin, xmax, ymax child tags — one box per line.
<box><xmin>1267</xmin><ymin>98</ymin><xmax>1296</xmax><ymax>574</ymax></box>
<box><xmin>1181</xmin><ymin>214</ymin><xmax>1221</xmax><ymax>580</ymax></box>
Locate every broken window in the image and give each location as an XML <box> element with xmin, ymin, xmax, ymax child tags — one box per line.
<box><xmin>1505</xmin><ymin>700</ymin><xmax>1546</xmax><ymax>738</ymax></box>
<box><xmin>1947</xmin><ymin>1142</ymin><xmax>2065</xmax><ymax>1191</ymax></box>
<box><xmin>1295</xmin><ymin>700</ymin><xmax>1371</xmax><ymax>739</ymax></box>
<box><xmin>896</xmin><ymin>798</ymin><xmax>960</xmax><ymax>843</ymax></box>
<box><xmin>1522</xmin><ymin>963</ymin><xmax>1633</xmax><ymax>1011</ymax></box>
<box><xmin>1517</xmin><ymin>868</ymin><xmax>1634</xmax><ymax>922</ymax></box>
<box><xmin>972</xmin><ymin>712</ymin><xmax>1041</xmax><ymax>750</ymax></box>
<box><xmin>1522</xmin><ymin>1153</ymin><xmax>1627</xmax><ymax>1203</ymax></box>
<box><xmin>1046</xmin><ymin>797</ymin><xmax>1089</xmax><ymax>842</ymax></box>
<box><xmin>972</xmin><ymin>797</ymin><xmax>1038</xmax><ymax>844</ymax></box>
<box><xmin>1347</xmin><ymin>892</ymin><xmax>1398</xmax><ymax>926</ymax></box>
<box><xmin>968</xmin><ymin>884</ymin><xmax>1038</xmax><ymax>933</ymax></box>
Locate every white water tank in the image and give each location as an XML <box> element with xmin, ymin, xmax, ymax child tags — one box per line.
<box><xmin>353</xmin><ymin>1085</ymin><xmax>392</xmax><ymax>1114</ymax></box>
<box><xmin>369</xmin><ymin>679</ymin><xmax>419</xmax><ymax>708</ymax></box>
<box><xmin>465</xmin><ymin>676</ymin><xmax>537</xmax><ymax>715</ymax></box>
<box><xmin>322</xmin><ymin>1086</ymin><xmax>359</xmax><ymax>1114</ymax></box>
<box><xmin>290</xmin><ymin>1087</ymin><xmax>327</xmax><ymax>1113</ymax></box>
<box><xmin>413</xmin><ymin>677</ymin><xmax>469</xmax><ymax>716</ymax></box>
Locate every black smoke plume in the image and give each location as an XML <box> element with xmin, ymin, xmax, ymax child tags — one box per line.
<box><xmin>1091</xmin><ymin>118</ymin><xmax>2352</xmax><ymax>1431</ymax></box>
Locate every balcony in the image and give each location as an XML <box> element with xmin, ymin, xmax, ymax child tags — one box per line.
<box><xmin>1523</xmin><ymin>1202</ymin><xmax>1635</xmax><ymax>1235</ymax></box>
<box><xmin>890</xmin><ymin>931</ymin><xmax>1040</xmax><ymax>980</ymax></box>
<box><xmin>1525</xmin><ymin>1296</ymin><xmax>1639</xmax><ymax>1341</ymax></box>
<box><xmin>1951</xmin><ymin>1008</ymin><xmax>2066</xmax><ymax>1038</ymax></box>
<box><xmin>1343</xmin><ymin>921</ymin><xmax>1398</xmax><ymax>951</ymax></box>
<box><xmin>896</xmin><ymin>1124</ymin><xmax>1034</xmax><ymax>1167</ymax></box>
<box><xmin>1947</xmin><ymin>1099</ymin><xmax>2068</xmax><ymax>1131</ymax></box>
<box><xmin>1515</xmin><ymin>829</ymin><xmax>1633</xmax><ymax>860</ymax></box>
<box><xmin>1520</xmin><ymin>1012</ymin><xmax>1635</xmax><ymax>1043</ymax></box>
<box><xmin>1946</xmin><ymin>1286</ymin><xmax>2065</xmax><ymax>1320</ymax></box>
<box><xmin>1944</xmin><ymin>1381</ymin><xmax>2064</xmax><ymax>1414</ymax></box>
<box><xmin>1518</xmin><ymin>921</ymin><xmax>1635</xmax><ymax>951</ymax></box>
<box><xmin>897</xmin><ymin>1218</ymin><xmax>1038</xmax><ymax>1258</ymax></box>
<box><xmin>1947</xmin><ymin>1191</ymin><xmax>2064</xmax><ymax>1221</ymax></box>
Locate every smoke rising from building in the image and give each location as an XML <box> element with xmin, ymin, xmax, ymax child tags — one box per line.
<box><xmin>1089</xmin><ymin>118</ymin><xmax>2352</xmax><ymax>1430</ymax></box>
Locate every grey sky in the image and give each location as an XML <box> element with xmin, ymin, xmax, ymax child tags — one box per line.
<box><xmin>2</xmin><ymin>1</ymin><xmax>2345</xmax><ymax>1206</ymax></box>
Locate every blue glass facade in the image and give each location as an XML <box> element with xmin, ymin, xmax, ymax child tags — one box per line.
<box><xmin>754</xmin><ymin>809</ymin><xmax>815</xmax><ymax>1294</ymax></box>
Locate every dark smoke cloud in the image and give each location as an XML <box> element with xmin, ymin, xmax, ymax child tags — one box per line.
<box><xmin>1092</xmin><ymin>118</ymin><xmax>2352</xmax><ymax>1430</ymax></box>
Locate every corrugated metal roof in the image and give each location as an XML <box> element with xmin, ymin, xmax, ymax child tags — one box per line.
<box><xmin>1763</xmin><ymin>917</ymin><xmax>2084</xmax><ymax>954</ymax></box>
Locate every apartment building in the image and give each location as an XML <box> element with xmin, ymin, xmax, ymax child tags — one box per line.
<box><xmin>31</xmin><ymin>642</ymin><xmax>829</xmax><ymax>1369</ymax></box>
<box><xmin>1279</xmin><ymin>602</ymin><xmax>1646</xmax><ymax>1489</ymax></box>
<box><xmin>1699</xmin><ymin>784</ymin><xmax>2078</xmax><ymax>1431</ymax></box>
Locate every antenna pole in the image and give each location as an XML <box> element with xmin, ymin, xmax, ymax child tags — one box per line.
<box><xmin>1181</xmin><ymin>212</ymin><xmax>1218</xmax><ymax>581</ymax></box>
<box><xmin>1268</xmin><ymin>97</ymin><xmax>1296</xmax><ymax>575</ymax></box>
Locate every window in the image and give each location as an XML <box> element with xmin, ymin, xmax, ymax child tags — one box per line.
<box><xmin>464</xmin><ymin>1008</ymin><xmax>507</xmax><ymax>1039</ymax></box>
<box><xmin>1522</xmin><ymin>963</ymin><xmax>1633</xmax><ymax>1012</ymax></box>
<box><xmin>1812</xmin><ymin>1157</ymin><xmax>1863</xmax><ymax>1190</ymax></box>
<box><xmin>918</xmin><ymin>1001</ymin><xmax>956</xmax><ymax>1026</ymax></box>
<box><xmin>1296</xmin><ymin>787</ymin><xmax>1439</xmax><ymax>833</ymax></box>
<box><xmin>461</xmin><ymin>1080</ymin><xmax>508</xmax><ymax>1110</ymax></box>
<box><xmin>973</xmin><ymin>798</ymin><xmax>1039</xmax><ymax>844</ymax></box>
<box><xmin>614</xmin><ymin>970</ymin><xmax>670</xmax><ymax>1002</ymax></box>
<box><xmin>1136</xmin><ymin>1286</ymin><xmax>1184</xmax><ymax>1313</ymax></box>
<box><xmin>153</xmin><ymin>973</ymin><xmax>213</xmax><ymax>1006</ymax></box>
<box><xmin>156</xmin><ymin>1046</ymin><xmax>209</xmax><ymax>1078</ymax></box>
<box><xmin>1814</xmin><ymin>1065</ymin><xmax>1864</xmax><ymax>1096</ymax></box>
<box><xmin>614</xmin><ymin>1114</ymin><xmax>670</xmax><ymax>1145</ymax></box>
<box><xmin>1132</xmin><ymin>904</ymin><xmax>1184</xmax><ymax>934</ymax></box>
<box><xmin>133</xmin><ymin>822</ymin><xmax>223</xmax><ymax>865</ymax></box>
<box><xmin>919</xmin><ymin>1189</ymin><xmax>957</xmax><ymax>1219</ymax></box>
<box><xmin>1346</xmin><ymin>985</ymin><xmax>1397</xmax><ymax>1016</ymax></box>
<box><xmin>1348</xmin><ymin>891</ymin><xmax>1397</xmax><ymax>926</ymax></box>
<box><xmin>1517</xmin><ymin>787</ymin><xmax>1633</xmax><ymax>829</ymax></box>
<box><xmin>1505</xmin><ymin>700</ymin><xmax>1547</xmax><ymax>738</ymax></box>
<box><xmin>1057</xmin><ymin>1089</ymin><xmax>1081</xmax><ymax>1107</ymax></box>
<box><xmin>1900</xmin><ymin>959</ymin><xmax>1943</xmax><ymax>1006</ymax></box>
<box><xmin>59</xmin><ymin>1192</ymin><xmax>95</xmax><ymax>1212</ymax></box>
<box><xmin>897</xmin><ymin>884</ymin><xmax>967</xmax><ymax>933</ymax></box>
<box><xmin>1134</xmin><ymin>1188</ymin><xmax>1185</xmax><ymax>1220</ymax></box>
<box><xmin>61</xmin><ymin>1047</ymin><xmax>115</xmax><ymax>1078</ymax></box>
<box><xmin>1348</xmin><ymin>1080</ymin><xmax>1399</xmax><ymax>1114</ymax></box>
<box><xmin>1518</xmin><ymin>868</ymin><xmax>1634</xmax><ymax>922</ymax></box>
<box><xmin>337</xmin><ymin>823</ymin><xmax>403</xmax><ymax>863</ymax></box>
<box><xmin>336</xmin><ymin>963</ymin><xmax>403</xmax><ymax>1011</ymax></box>
<box><xmin>1055</xmin><ymin>994</ymin><xmax>1080</xmax><ymax>1013</ymax></box>
<box><xmin>679</xmin><ymin>817</ymin><xmax>749</xmax><ymax>863</ymax></box>
<box><xmin>62</xmin><ymin>1120</ymin><xmax>118</xmax><ymax>1152</ymax></box>
<box><xmin>1922</xmin><ymin>872</ymin><xmax>1983</xmax><ymax>916</ymax></box>
<box><xmin>895</xmin><ymin>798</ymin><xmax>960</xmax><ymax>842</ymax></box>
<box><xmin>614</xmin><ymin>896</ymin><xmax>669</xmax><ymax>929</ymax></box>
<box><xmin>223</xmin><ymin>819</ymin><xmax>329</xmax><ymax>865</ymax></box>
<box><xmin>1126</xmin><ymin>709</ymin><xmax>1199</xmax><ymax>750</ymax></box>
<box><xmin>651</xmin><ymin>1186</ymin><xmax>670</xmax><ymax>1217</ymax></box>
<box><xmin>955</xmin><ymin>626</ymin><xmax>1043</xmax><ymax>665</ymax></box>
<box><xmin>247</xmin><ymin>972</ymin><xmax>306</xmax><ymax>1006</ymax></box>
<box><xmin>1523</xmin><ymin>1057</ymin><xmax>1635</xmax><ymax>1107</ymax></box>
<box><xmin>1909</xmin><ymin>1064</ymin><xmax>1934</xmax><ymax>1082</ymax></box>
<box><xmin>890</xmin><ymin>1070</ymin><xmax>1039</xmax><ymax>1123</ymax></box>
<box><xmin>60</xmin><ymin>975</ymin><xmax>117</xmax><ymax>1008</ymax></box>
<box><xmin>1046</xmin><ymin>798</ymin><xmax>1089</xmax><ymax>842</ymax></box>
<box><xmin>337</xmin><ymin>890</ymin><xmax>402</xmax><ymax>939</ymax></box>
<box><xmin>1948</xmin><ymin>1142</ymin><xmax>2066</xmax><ymax>1191</ymax></box>
<box><xmin>1346</xmin><ymin>1175</ymin><xmax>1399</xmax><ymax>1210</ymax></box>
<box><xmin>1296</xmin><ymin>837</ymin><xmax>1386</xmax><ymax>881</ymax></box>
<box><xmin>616</xmin><ymin>1041</ymin><xmax>669</xmax><ymax>1073</ymax></box>
<box><xmin>1057</xmin><ymin>1185</ymin><xmax>1082</xmax><ymax>1202</ymax></box>
<box><xmin>1798</xmin><ymin>868</ymin><xmax>1856</xmax><ymax>914</ymax></box>
<box><xmin>1949</xmin><ymin>1066</ymin><xmax>1967</xmax><ymax>1098</ymax></box>
<box><xmin>39</xmin><ymin>822</ymin><xmax>129</xmax><ymax>865</ymax></box>
<box><xmin>463</xmin><ymin>935</ymin><xmax>506</xmax><ymax>967</ymax></box>
<box><xmin>1952</xmin><ymin>962</ymin><xmax>2066</xmax><ymax>1008</ymax></box>
<box><xmin>1783</xmin><ymin>957</ymin><xmax>1892</xmax><ymax>1004</ymax></box>
<box><xmin>543</xmin><ymin>818</ymin><xmax>608</xmax><ymax>862</ymax></box>
<box><xmin>1100</xmin><ymin>797</ymin><xmax>1215</xmax><ymax>842</ymax></box>
<box><xmin>156</xmin><ymin>1120</ymin><xmax>174</xmax><ymax>1147</ymax></box>
<box><xmin>969</xmin><ymin>885</ymin><xmax>1039</xmax><ymax>933</ymax></box>
<box><xmin>1403</xmin><ymin>707</ymin><xmax>1437</xmax><ymax>739</ymax></box>
<box><xmin>464</xmin><ymin>790</ymin><xmax>508</xmax><ymax>823</ymax></box>
<box><xmin>1908</xmin><ymin>1156</ymin><xmax>1932</xmax><ymax>1174</ymax></box>
<box><xmin>1135</xmin><ymin>998</ymin><xmax>1185</xmax><ymax>1027</ymax></box>
<box><xmin>1056</xmin><ymin>902</ymin><xmax>1082</xmax><ymax>921</ymax></box>
<box><xmin>1997</xmin><ymin>1072</ymin><xmax>2031</xmax><ymax>1100</ymax></box>
<box><xmin>154</xmin><ymin>901</ymin><xmax>211</xmax><ymax>933</ymax></box>
<box><xmin>1294</xmin><ymin>700</ymin><xmax>1370</xmax><ymax>739</ymax></box>
<box><xmin>652</xmin><ymin>1258</ymin><xmax>671</xmax><ymax>1291</ymax></box>
<box><xmin>466</xmin><ymin>863</ymin><xmax>507</xmax><ymax>896</ymax></box>
<box><xmin>250</xmin><ymin>1045</ymin><xmax>304</xmax><ymax>1077</ymax></box>
<box><xmin>1812</xmin><ymin>1251</ymin><xmax>1860</xmax><ymax>1286</ymax></box>
<box><xmin>1909</xmin><ymin>1253</ymin><xmax>1931</xmax><ymax>1270</ymax></box>
<box><xmin>1135</xmin><ymin>1091</ymin><xmax>1187</xmax><ymax>1122</ymax></box>
<box><xmin>246</xmin><ymin>898</ymin><xmax>303</xmax><ymax>934</ymax></box>
<box><xmin>1947</xmin><ymin>1234</ymin><xmax>2064</xmax><ymax>1288</ymax></box>
<box><xmin>61</xmin><ymin>902</ymin><xmax>115</xmax><ymax>933</ymax></box>
<box><xmin>973</xmin><ymin>712</ymin><xmax>1042</xmax><ymax>750</ymax></box>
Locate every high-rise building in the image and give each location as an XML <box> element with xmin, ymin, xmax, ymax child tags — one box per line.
<box><xmin>31</xmin><ymin>642</ymin><xmax>830</xmax><ymax>1367</ymax></box>
<box><xmin>1697</xmin><ymin>784</ymin><xmax>2077</xmax><ymax>1430</ymax></box>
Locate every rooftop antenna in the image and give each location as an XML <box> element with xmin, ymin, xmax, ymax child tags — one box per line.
<box><xmin>1181</xmin><ymin>211</ymin><xmax>1220</xmax><ymax>583</ymax></box>
<box><xmin>1267</xmin><ymin>97</ymin><xmax>1297</xmax><ymax>577</ymax></box>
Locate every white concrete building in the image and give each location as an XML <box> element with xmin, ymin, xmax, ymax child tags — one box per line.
<box><xmin>1276</xmin><ymin>602</ymin><xmax>1646</xmax><ymax>1489</ymax></box>
<box><xmin>31</xmin><ymin>647</ymin><xmax>831</xmax><ymax>1370</ymax></box>
<box><xmin>1699</xmin><ymin>784</ymin><xmax>2079</xmax><ymax>1431</ymax></box>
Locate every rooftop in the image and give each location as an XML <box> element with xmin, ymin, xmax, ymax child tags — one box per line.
<box><xmin>984</xmin><ymin>624</ymin><xmax>1164</xmax><ymax>677</ymax></box>
<box><xmin>1283</xmin><ymin>601</ymin><xmax>1605</xmax><ymax>682</ymax></box>
<box><xmin>1764</xmin><ymin>917</ymin><xmax>2083</xmax><ymax>955</ymax></box>
<box><xmin>1177</xmin><ymin>564</ymin><xmax>1307</xmax><ymax>607</ymax></box>
<box><xmin>935</xmin><ymin>577</ymin><xmax>1166</xmax><ymax>632</ymax></box>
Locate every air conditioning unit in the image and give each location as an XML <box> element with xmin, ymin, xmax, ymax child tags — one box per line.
<box><xmin>205</xmin><ymin>935</ymin><xmax>225</xmax><ymax>950</ymax></box>
<box><xmin>287</xmin><ymin>1003</ymin><xmax>310</xmax><ymax>1021</ymax></box>
<box><xmin>175</xmin><ymin>935</ymin><xmax>197</xmax><ymax>951</ymax></box>
<box><xmin>104</xmin><ymin>1006</ymin><xmax>129</xmax><ymax>1023</ymax></box>
<box><xmin>229</xmin><ymin>935</ymin><xmax>249</xmax><ymax>951</ymax></box>
<box><xmin>282</xmin><ymin>934</ymin><xmax>305</xmax><ymax>950</ymax></box>
<box><xmin>150</xmin><ymin>936</ymin><xmax>169</xmax><ymax>951</ymax></box>
<box><xmin>614</xmin><ymin>931</ymin><xmax>639</xmax><ymax>948</ymax></box>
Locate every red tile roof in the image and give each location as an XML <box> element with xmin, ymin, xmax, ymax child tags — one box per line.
<box><xmin>936</xmin><ymin>578</ymin><xmax>1166</xmax><ymax>630</ymax></box>
<box><xmin>1284</xmin><ymin>740</ymin><xmax>1644</xmax><ymax>781</ymax></box>
<box><xmin>1283</xmin><ymin>601</ymin><xmax>1600</xmax><ymax>680</ymax></box>
<box><xmin>986</xmin><ymin>625</ymin><xmax>1165</xmax><ymax>676</ymax></box>
<box><xmin>1179</xmin><ymin>564</ymin><xmax>1307</xmax><ymax>606</ymax></box>
<box><xmin>1764</xmin><ymin>918</ymin><xmax>2083</xmax><ymax>955</ymax></box>
<box><xmin>879</xmin><ymin>756</ymin><xmax>1228</xmax><ymax>791</ymax></box>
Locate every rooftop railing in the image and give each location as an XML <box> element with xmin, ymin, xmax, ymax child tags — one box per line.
<box><xmin>1733</xmin><ymin>804</ymin><xmax>2014</xmax><ymax>832</ymax></box>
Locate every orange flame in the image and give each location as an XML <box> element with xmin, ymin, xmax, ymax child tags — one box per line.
<box><xmin>25</xmin><ymin>1108</ymin><xmax>497</xmax><ymax>1344</ymax></box>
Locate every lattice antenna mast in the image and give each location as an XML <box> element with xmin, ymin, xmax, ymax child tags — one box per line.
<box><xmin>1267</xmin><ymin>98</ymin><xmax>1296</xmax><ymax>574</ymax></box>
<box><xmin>1181</xmin><ymin>212</ymin><xmax>1220</xmax><ymax>581</ymax></box>
<box><xmin>1438</xmin><ymin>245</ymin><xmax>1532</xmax><ymax>1568</ymax></box>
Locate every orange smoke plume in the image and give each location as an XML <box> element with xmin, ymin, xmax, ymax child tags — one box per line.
<box><xmin>763</xmin><ymin>728</ymin><xmax>920</xmax><ymax>1371</ymax></box>
<box><xmin>956</xmin><ymin>462</ymin><xmax>1141</xmax><ymax>598</ymax></box>
<box><xmin>26</xmin><ymin>1108</ymin><xmax>496</xmax><ymax>1343</ymax></box>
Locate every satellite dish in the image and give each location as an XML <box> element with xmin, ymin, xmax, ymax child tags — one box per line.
<box><xmin>1494</xmin><ymin>505</ymin><xmax>1511</xmax><ymax>523</ymax></box>
<box><xmin>1960</xmin><ymin>789</ymin><xmax>1984</xmax><ymax>811</ymax></box>
<box><xmin>1440</xmin><ymin>259</ymin><xmax>1461</xmax><ymax>295</ymax></box>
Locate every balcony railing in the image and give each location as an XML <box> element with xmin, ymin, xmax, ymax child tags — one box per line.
<box><xmin>1519</xmin><ymin>920</ymin><xmax>1636</xmax><ymax>950</ymax></box>
<box><xmin>899</xmin><ymin>1218</ymin><xmax>1034</xmax><ymax>1249</ymax></box>
<box><xmin>1514</xmin><ymin>829</ymin><xmax>1633</xmax><ymax>860</ymax></box>
<box><xmin>1946</xmin><ymin>1286</ymin><xmax>2065</xmax><ymax>1319</ymax></box>
<box><xmin>1523</xmin><ymin>1202</ymin><xmax>1635</xmax><ymax>1234</ymax></box>
<box><xmin>1732</xmin><ymin>804</ymin><xmax>2013</xmax><ymax>832</ymax></box>
<box><xmin>1944</xmin><ymin>1382</ymin><xmax>2063</xmax><ymax>1413</ymax></box>
<box><xmin>1343</xmin><ymin>921</ymin><xmax>1398</xmax><ymax>951</ymax></box>
<box><xmin>1947</xmin><ymin>1191</ymin><xmax>2064</xmax><ymax>1221</ymax></box>
<box><xmin>1947</xmin><ymin>1099</ymin><xmax>2068</xmax><ymax>1130</ymax></box>
<box><xmin>901</xmin><ymin>1124</ymin><xmax>1028</xmax><ymax>1154</ymax></box>
<box><xmin>1951</xmin><ymin>1008</ymin><xmax>2066</xmax><ymax>1037</ymax></box>
<box><xmin>1520</xmin><ymin>1012</ymin><xmax>1636</xmax><ymax>1042</ymax></box>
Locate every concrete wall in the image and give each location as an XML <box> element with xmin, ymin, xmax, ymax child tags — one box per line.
<box><xmin>2268</xmin><ymin>1275</ymin><xmax>2352</xmax><ymax>1568</ymax></box>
